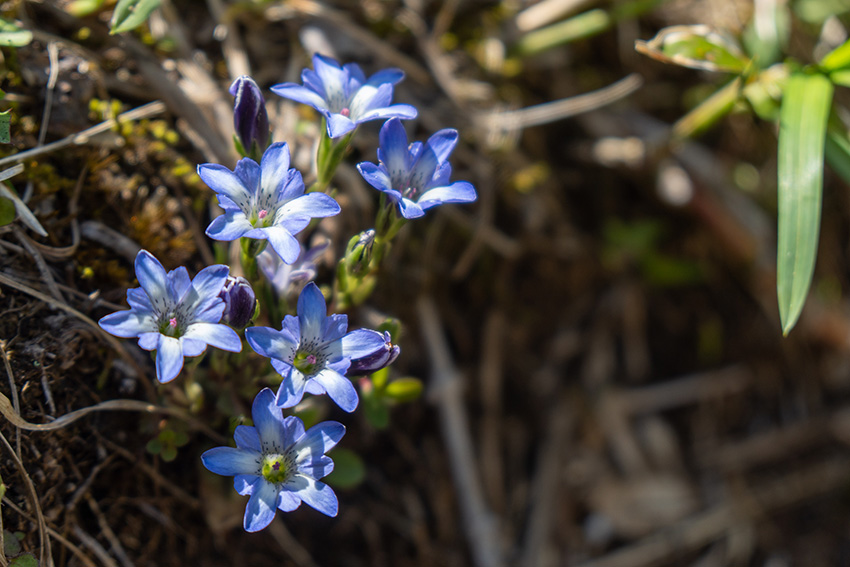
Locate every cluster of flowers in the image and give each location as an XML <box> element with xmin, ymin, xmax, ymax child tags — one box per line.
<box><xmin>98</xmin><ymin>54</ymin><xmax>476</xmax><ymax>532</ymax></box>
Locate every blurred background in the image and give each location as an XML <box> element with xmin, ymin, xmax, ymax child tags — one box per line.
<box><xmin>3</xmin><ymin>0</ymin><xmax>850</xmax><ymax>565</ymax></box>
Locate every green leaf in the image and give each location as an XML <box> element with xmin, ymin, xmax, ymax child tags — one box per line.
<box><xmin>145</xmin><ymin>438</ymin><xmax>162</xmax><ymax>455</ymax></box>
<box><xmin>324</xmin><ymin>449</ymin><xmax>365</xmax><ymax>489</ymax></box>
<box><xmin>65</xmin><ymin>0</ymin><xmax>107</xmax><ymax>17</ymax></box>
<box><xmin>0</xmin><ymin>109</ymin><xmax>10</xmax><ymax>144</ymax></box>
<box><xmin>9</xmin><ymin>553</ymin><xmax>38</xmax><ymax>567</ymax></box>
<box><xmin>777</xmin><ymin>72</ymin><xmax>833</xmax><ymax>335</ymax></box>
<box><xmin>384</xmin><ymin>377</ymin><xmax>423</xmax><ymax>403</ymax></box>
<box><xmin>110</xmin><ymin>0</ymin><xmax>161</xmax><ymax>34</ymax></box>
<box><xmin>0</xmin><ymin>197</ymin><xmax>14</xmax><ymax>227</ymax></box>
<box><xmin>3</xmin><ymin>529</ymin><xmax>21</xmax><ymax>556</ymax></box>
<box><xmin>635</xmin><ymin>25</ymin><xmax>750</xmax><ymax>73</ymax></box>
<box><xmin>829</xmin><ymin>69</ymin><xmax>850</xmax><ymax>87</ymax></box>
<box><xmin>0</xmin><ymin>19</ymin><xmax>32</xmax><ymax>47</ymax></box>
<box><xmin>825</xmin><ymin>122</ymin><xmax>850</xmax><ymax>184</ymax></box>
<box><xmin>820</xmin><ymin>39</ymin><xmax>850</xmax><ymax>72</ymax></box>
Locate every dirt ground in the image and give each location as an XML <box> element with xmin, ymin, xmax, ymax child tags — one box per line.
<box><xmin>2</xmin><ymin>1</ymin><xmax>850</xmax><ymax>566</ymax></box>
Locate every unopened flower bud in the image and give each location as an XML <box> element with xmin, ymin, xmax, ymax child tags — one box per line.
<box><xmin>348</xmin><ymin>330</ymin><xmax>400</xmax><ymax>375</ymax></box>
<box><xmin>230</xmin><ymin>75</ymin><xmax>269</xmax><ymax>157</ymax></box>
<box><xmin>344</xmin><ymin>229</ymin><xmax>376</xmax><ymax>275</ymax></box>
<box><xmin>219</xmin><ymin>276</ymin><xmax>257</xmax><ymax>329</ymax></box>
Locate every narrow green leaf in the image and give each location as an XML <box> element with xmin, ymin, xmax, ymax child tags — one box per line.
<box><xmin>384</xmin><ymin>377</ymin><xmax>424</xmax><ymax>403</ymax></box>
<box><xmin>825</xmin><ymin>122</ymin><xmax>850</xmax><ymax>184</ymax></box>
<box><xmin>109</xmin><ymin>0</ymin><xmax>161</xmax><ymax>34</ymax></box>
<box><xmin>820</xmin><ymin>38</ymin><xmax>850</xmax><ymax>72</ymax></box>
<box><xmin>0</xmin><ymin>197</ymin><xmax>14</xmax><ymax>226</ymax></box>
<box><xmin>829</xmin><ymin>69</ymin><xmax>850</xmax><ymax>87</ymax></box>
<box><xmin>65</xmin><ymin>0</ymin><xmax>107</xmax><ymax>17</ymax></box>
<box><xmin>777</xmin><ymin>73</ymin><xmax>833</xmax><ymax>335</ymax></box>
<box><xmin>635</xmin><ymin>24</ymin><xmax>749</xmax><ymax>73</ymax></box>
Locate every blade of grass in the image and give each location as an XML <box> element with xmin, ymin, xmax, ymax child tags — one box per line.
<box><xmin>777</xmin><ymin>72</ymin><xmax>833</xmax><ymax>335</ymax></box>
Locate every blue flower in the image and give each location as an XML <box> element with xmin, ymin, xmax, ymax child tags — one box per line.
<box><xmin>199</xmin><ymin>142</ymin><xmax>341</xmax><ymax>263</ymax></box>
<box><xmin>348</xmin><ymin>330</ymin><xmax>400</xmax><ymax>375</ymax></box>
<box><xmin>201</xmin><ymin>388</ymin><xmax>344</xmax><ymax>531</ymax></box>
<box><xmin>257</xmin><ymin>239</ymin><xmax>329</xmax><ymax>300</ymax></box>
<box><xmin>245</xmin><ymin>282</ymin><xmax>387</xmax><ymax>412</ymax></box>
<box><xmin>271</xmin><ymin>53</ymin><xmax>418</xmax><ymax>139</ymax></box>
<box><xmin>98</xmin><ymin>250</ymin><xmax>242</xmax><ymax>383</ymax></box>
<box><xmin>219</xmin><ymin>276</ymin><xmax>257</xmax><ymax>329</ymax></box>
<box><xmin>230</xmin><ymin>75</ymin><xmax>270</xmax><ymax>158</ymax></box>
<box><xmin>357</xmin><ymin>118</ymin><xmax>477</xmax><ymax>219</ymax></box>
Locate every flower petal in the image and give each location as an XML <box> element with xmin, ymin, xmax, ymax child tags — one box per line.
<box><xmin>340</xmin><ymin>328</ymin><xmax>388</xmax><ymax>359</ymax></box>
<box><xmin>356</xmin><ymin>161</ymin><xmax>391</xmax><ymax>192</ymax></box>
<box><xmin>201</xmin><ymin>447</ymin><xmax>261</xmax><ymax>476</ymax></box>
<box><xmin>167</xmin><ymin>266</ymin><xmax>192</xmax><ymax>302</ymax></box>
<box><xmin>259</xmin><ymin>142</ymin><xmax>291</xmax><ymax>200</ymax></box>
<box><xmin>278</xmin><ymin>193</ymin><xmax>340</xmax><ymax>220</ymax></box>
<box><xmin>296</xmin><ymin>455</ymin><xmax>334</xmax><ymax>479</ymax></box>
<box><xmin>397</xmin><ymin>197</ymin><xmax>425</xmax><ymax>219</ymax></box>
<box><xmin>180</xmin><ymin>337</ymin><xmax>206</xmax><ymax>357</ymax></box>
<box><xmin>135</xmin><ymin>250</ymin><xmax>169</xmax><ymax>311</ymax></box>
<box><xmin>424</xmin><ymin>128</ymin><xmax>459</xmax><ymax>163</ymax></box>
<box><xmin>326</xmin><ymin>113</ymin><xmax>356</xmax><ymax>139</ymax></box>
<box><xmin>378</xmin><ymin>119</ymin><xmax>411</xmax><ymax>179</ymax></box>
<box><xmin>297</xmin><ymin>283</ymin><xmax>327</xmax><ymax>344</ymax></box>
<box><xmin>198</xmin><ymin>164</ymin><xmax>252</xmax><ymax>211</ymax></box>
<box><xmin>277</xmin><ymin>489</ymin><xmax>302</xmax><ymax>512</ymax></box>
<box><xmin>417</xmin><ymin>181</ymin><xmax>477</xmax><ymax>210</ymax></box>
<box><xmin>251</xmin><ymin>388</ymin><xmax>290</xmax><ymax>449</ymax></box>
<box><xmin>244</xmin><ymin>479</ymin><xmax>279</xmax><ymax>532</ymax></box>
<box><xmin>155</xmin><ymin>335</ymin><xmax>184</xmax><ymax>383</ymax></box>
<box><xmin>234</xmin><ymin>473</ymin><xmax>259</xmax><ymax>495</ymax></box>
<box><xmin>246</xmin><ymin>326</ymin><xmax>298</xmax><ymax>361</ymax></box>
<box><xmin>263</xmin><ymin>226</ymin><xmax>301</xmax><ymax>264</ymax></box>
<box><xmin>206</xmin><ymin>213</ymin><xmax>252</xmax><ymax>241</ymax></box>
<box><xmin>285</xmin><ymin>475</ymin><xmax>338</xmax><ymax>517</ymax></box>
<box><xmin>98</xmin><ymin>310</ymin><xmax>156</xmax><ymax>338</ymax></box>
<box><xmin>183</xmin><ymin>323</ymin><xmax>242</xmax><ymax>352</ymax></box>
<box><xmin>366</xmin><ymin>68</ymin><xmax>405</xmax><ymax>86</ymax></box>
<box><xmin>234</xmin><ymin>425</ymin><xmax>261</xmax><ymax>451</ymax></box>
<box><xmin>293</xmin><ymin>421</ymin><xmax>345</xmax><ymax>463</ymax></box>
<box><xmin>321</xmin><ymin>314</ymin><xmax>348</xmax><ymax>343</ymax></box>
<box><xmin>275</xmin><ymin>369</ymin><xmax>308</xmax><ymax>409</ymax></box>
<box><xmin>270</xmin><ymin>83</ymin><xmax>328</xmax><ymax>110</ymax></box>
<box><xmin>312</xmin><ymin>369</ymin><xmax>358</xmax><ymax>412</ymax></box>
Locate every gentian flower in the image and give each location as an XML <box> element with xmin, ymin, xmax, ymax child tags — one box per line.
<box><xmin>201</xmin><ymin>388</ymin><xmax>344</xmax><ymax>531</ymax></box>
<box><xmin>219</xmin><ymin>276</ymin><xmax>257</xmax><ymax>329</ymax></box>
<box><xmin>348</xmin><ymin>330</ymin><xmax>400</xmax><ymax>375</ymax></box>
<box><xmin>230</xmin><ymin>75</ymin><xmax>270</xmax><ymax>157</ymax></box>
<box><xmin>357</xmin><ymin>118</ymin><xmax>477</xmax><ymax>219</ymax></box>
<box><xmin>245</xmin><ymin>282</ymin><xmax>387</xmax><ymax>412</ymax></box>
<box><xmin>98</xmin><ymin>250</ymin><xmax>242</xmax><ymax>383</ymax></box>
<box><xmin>199</xmin><ymin>142</ymin><xmax>341</xmax><ymax>263</ymax></box>
<box><xmin>271</xmin><ymin>53</ymin><xmax>418</xmax><ymax>139</ymax></box>
<box><xmin>257</xmin><ymin>239</ymin><xmax>328</xmax><ymax>299</ymax></box>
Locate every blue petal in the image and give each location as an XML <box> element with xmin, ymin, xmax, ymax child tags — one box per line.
<box><xmin>417</xmin><ymin>181</ymin><xmax>477</xmax><ymax>210</ymax></box>
<box><xmin>234</xmin><ymin>473</ymin><xmax>259</xmax><ymax>496</ymax></box>
<box><xmin>244</xmin><ymin>479</ymin><xmax>279</xmax><ymax>532</ymax></box>
<box><xmin>305</xmin><ymin>380</ymin><xmax>326</xmax><ymax>395</ymax></box>
<box><xmin>259</xmin><ymin>142</ymin><xmax>291</xmax><ymax>200</ymax></box>
<box><xmin>366</xmin><ymin>68</ymin><xmax>405</xmax><ymax>86</ymax></box>
<box><xmin>359</xmin><ymin>103</ymin><xmax>418</xmax><ymax>123</ymax></box>
<box><xmin>378</xmin><ymin>119</ymin><xmax>411</xmax><ymax>179</ymax></box>
<box><xmin>234</xmin><ymin>425</ymin><xmax>261</xmax><ymax>451</ymax></box>
<box><xmin>321</xmin><ymin>314</ymin><xmax>348</xmax><ymax>342</ymax></box>
<box><xmin>340</xmin><ymin>328</ymin><xmax>388</xmax><ymax>359</ymax></box>
<box><xmin>263</xmin><ymin>226</ymin><xmax>301</xmax><ymax>264</ymax></box>
<box><xmin>278</xmin><ymin>193</ymin><xmax>340</xmax><ymax>220</ymax></box>
<box><xmin>166</xmin><ymin>266</ymin><xmax>191</xmax><ymax>303</ymax></box>
<box><xmin>424</xmin><ymin>128</ymin><xmax>459</xmax><ymax>162</ymax></box>
<box><xmin>126</xmin><ymin>287</ymin><xmax>153</xmax><ymax>312</ymax></box>
<box><xmin>297</xmin><ymin>283</ymin><xmax>327</xmax><ymax>344</ymax></box>
<box><xmin>250</xmin><ymin>388</ymin><xmax>290</xmax><ymax>449</ymax></box>
<box><xmin>326</xmin><ymin>113</ymin><xmax>356</xmax><ymax>139</ymax></box>
<box><xmin>343</xmin><ymin>62</ymin><xmax>366</xmax><ymax>86</ymax></box>
<box><xmin>180</xmin><ymin>337</ymin><xmax>206</xmax><ymax>357</ymax></box>
<box><xmin>186</xmin><ymin>264</ymin><xmax>230</xmax><ymax>313</ymax></box>
<box><xmin>312</xmin><ymin>53</ymin><xmax>345</xmax><ymax>97</ymax></box>
<box><xmin>356</xmin><ymin>162</ymin><xmax>392</xmax><ymax>192</ymax></box>
<box><xmin>275</xmin><ymin>369</ymin><xmax>308</xmax><ymax>409</ymax></box>
<box><xmin>277</xmin><ymin>168</ymin><xmax>306</xmax><ymax>203</ymax></box>
<box><xmin>137</xmin><ymin>331</ymin><xmax>160</xmax><ymax>350</ymax></box>
<box><xmin>155</xmin><ymin>336</ymin><xmax>184</xmax><ymax>383</ymax></box>
<box><xmin>135</xmin><ymin>251</ymin><xmax>169</xmax><ymax>311</ymax></box>
<box><xmin>245</xmin><ymin>326</ymin><xmax>298</xmax><ymax>361</ymax></box>
<box><xmin>398</xmin><ymin>197</ymin><xmax>425</xmax><ymax>219</ymax></box>
<box><xmin>234</xmin><ymin>158</ymin><xmax>261</xmax><ymax>197</ymax></box>
<box><xmin>349</xmin><ymin>82</ymin><xmax>390</xmax><ymax>119</ymax></box>
<box><xmin>270</xmin><ymin>83</ymin><xmax>327</xmax><ymax>110</ymax></box>
<box><xmin>277</xmin><ymin>490</ymin><xmax>302</xmax><ymax>512</ymax></box>
<box><xmin>282</xmin><ymin>415</ymin><xmax>306</xmax><ymax>446</ymax></box>
<box><xmin>296</xmin><ymin>455</ymin><xmax>334</xmax><ymax>479</ymax></box>
<box><xmin>183</xmin><ymin>323</ymin><xmax>242</xmax><ymax>352</ymax></box>
<box><xmin>285</xmin><ymin>475</ymin><xmax>338</xmax><ymax>517</ymax></box>
<box><xmin>206</xmin><ymin>212</ymin><xmax>252</xmax><ymax>241</ymax></box>
<box><xmin>313</xmin><ymin>369</ymin><xmax>358</xmax><ymax>412</ymax></box>
<box><xmin>293</xmin><ymin>421</ymin><xmax>345</xmax><ymax>463</ymax></box>
<box><xmin>197</xmin><ymin>164</ymin><xmax>252</xmax><ymax>212</ymax></box>
<box><xmin>98</xmin><ymin>310</ymin><xmax>156</xmax><ymax>338</ymax></box>
<box><xmin>201</xmin><ymin>446</ymin><xmax>261</xmax><ymax>476</ymax></box>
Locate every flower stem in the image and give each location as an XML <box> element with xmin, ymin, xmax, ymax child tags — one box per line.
<box><xmin>311</xmin><ymin>122</ymin><xmax>354</xmax><ymax>193</ymax></box>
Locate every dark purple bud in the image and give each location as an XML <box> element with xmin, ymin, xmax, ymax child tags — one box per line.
<box><xmin>219</xmin><ymin>276</ymin><xmax>257</xmax><ymax>329</ymax></box>
<box><xmin>230</xmin><ymin>75</ymin><xmax>269</xmax><ymax>157</ymax></box>
<box><xmin>348</xmin><ymin>331</ymin><xmax>400</xmax><ymax>375</ymax></box>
